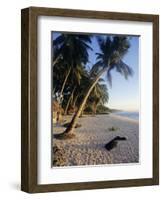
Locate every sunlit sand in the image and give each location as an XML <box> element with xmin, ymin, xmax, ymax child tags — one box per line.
<box><xmin>53</xmin><ymin>114</ymin><xmax>139</xmax><ymax>167</ymax></box>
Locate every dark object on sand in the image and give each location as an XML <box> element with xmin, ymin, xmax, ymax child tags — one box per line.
<box><xmin>105</xmin><ymin>136</ymin><xmax>127</xmax><ymax>151</ymax></box>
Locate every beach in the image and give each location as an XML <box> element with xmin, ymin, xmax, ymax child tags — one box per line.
<box><xmin>52</xmin><ymin>114</ymin><xmax>139</xmax><ymax>167</ymax></box>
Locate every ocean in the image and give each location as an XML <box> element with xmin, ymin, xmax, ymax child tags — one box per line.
<box><xmin>114</xmin><ymin>111</ymin><xmax>139</xmax><ymax>121</ymax></box>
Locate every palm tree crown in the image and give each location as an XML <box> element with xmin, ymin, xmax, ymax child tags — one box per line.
<box><xmin>91</xmin><ymin>36</ymin><xmax>133</xmax><ymax>86</ymax></box>
<box><xmin>52</xmin><ymin>33</ymin><xmax>92</xmax><ymax>102</ymax></box>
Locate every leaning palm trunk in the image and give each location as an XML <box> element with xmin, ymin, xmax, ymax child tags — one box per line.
<box><xmin>64</xmin><ymin>87</ymin><xmax>76</xmax><ymax>115</ymax></box>
<box><xmin>79</xmin><ymin>104</ymin><xmax>85</xmax><ymax>118</ymax></box>
<box><xmin>72</xmin><ymin>94</ymin><xmax>79</xmax><ymax>108</ymax></box>
<box><xmin>60</xmin><ymin>67</ymin><xmax>71</xmax><ymax>97</ymax></box>
<box><xmin>52</xmin><ymin>55</ymin><xmax>61</xmax><ymax>66</ymax></box>
<box><xmin>92</xmin><ymin>102</ymin><xmax>97</xmax><ymax>115</ymax></box>
<box><xmin>63</xmin><ymin>66</ymin><xmax>110</xmax><ymax>135</ymax></box>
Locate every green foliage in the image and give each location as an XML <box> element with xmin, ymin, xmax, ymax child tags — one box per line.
<box><xmin>96</xmin><ymin>105</ymin><xmax>110</xmax><ymax>114</ymax></box>
<box><xmin>84</xmin><ymin>104</ymin><xmax>110</xmax><ymax>114</ymax></box>
<box><xmin>53</xmin><ymin>34</ymin><xmax>92</xmax><ymax>96</ymax></box>
<box><xmin>84</xmin><ymin>105</ymin><xmax>93</xmax><ymax>114</ymax></box>
<box><xmin>108</xmin><ymin>126</ymin><xmax>120</xmax><ymax>131</ymax></box>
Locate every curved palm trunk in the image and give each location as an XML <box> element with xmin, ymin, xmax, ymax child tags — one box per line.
<box><xmin>94</xmin><ymin>99</ymin><xmax>100</xmax><ymax>115</ymax></box>
<box><xmin>72</xmin><ymin>94</ymin><xmax>79</xmax><ymax>108</ymax></box>
<box><xmin>63</xmin><ymin>66</ymin><xmax>110</xmax><ymax>135</ymax></box>
<box><xmin>64</xmin><ymin>87</ymin><xmax>76</xmax><ymax>115</ymax></box>
<box><xmin>64</xmin><ymin>95</ymin><xmax>72</xmax><ymax>115</ymax></box>
<box><xmin>92</xmin><ymin>102</ymin><xmax>97</xmax><ymax>115</ymax></box>
<box><xmin>79</xmin><ymin>104</ymin><xmax>85</xmax><ymax>117</ymax></box>
<box><xmin>52</xmin><ymin>55</ymin><xmax>61</xmax><ymax>66</ymax></box>
<box><xmin>60</xmin><ymin>67</ymin><xmax>71</xmax><ymax>97</ymax></box>
<box><xmin>94</xmin><ymin>103</ymin><xmax>98</xmax><ymax>115</ymax></box>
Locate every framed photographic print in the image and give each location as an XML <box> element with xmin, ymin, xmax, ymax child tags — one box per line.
<box><xmin>21</xmin><ymin>7</ymin><xmax>159</xmax><ymax>193</ymax></box>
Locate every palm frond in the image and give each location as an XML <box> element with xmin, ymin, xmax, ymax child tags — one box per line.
<box><xmin>90</xmin><ymin>61</ymin><xmax>103</xmax><ymax>76</ymax></box>
<box><xmin>115</xmin><ymin>60</ymin><xmax>133</xmax><ymax>79</ymax></box>
<box><xmin>106</xmin><ymin>71</ymin><xmax>112</xmax><ymax>87</ymax></box>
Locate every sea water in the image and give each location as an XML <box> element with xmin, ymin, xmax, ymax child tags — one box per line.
<box><xmin>114</xmin><ymin>111</ymin><xmax>139</xmax><ymax>121</ymax></box>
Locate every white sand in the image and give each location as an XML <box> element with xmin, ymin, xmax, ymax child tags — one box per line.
<box><xmin>52</xmin><ymin>114</ymin><xmax>139</xmax><ymax>166</ymax></box>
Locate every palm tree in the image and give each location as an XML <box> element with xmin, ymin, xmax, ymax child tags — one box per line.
<box><xmin>53</xmin><ymin>34</ymin><xmax>92</xmax><ymax>100</ymax></box>
<box><xmin>62</xmin><ymin>36</ymin><xmax>133</xmax><ymax>137</ymax></box>
<box><xmin>64</xmin><ymin>86</ymin><xmax>76</xmax><ymax>115</ymax></box>
<box><xmin>73</xmin><ymin>70</ymin><xmax>92</xmax><ymax>117</ymax></box>
<box><xmin>88</xmin><ymin>80</ymin><xmax>109</xmax><ymax>115</ymax></box>
<box><xmin>63</xmin><ymin>67</ymin><xmax>89</xmax><ymax>115</ymax></box>
<box><xmin>53</xmin><ymin>61</ymin><xmax>70</xmax><ymax>96</ymax></box>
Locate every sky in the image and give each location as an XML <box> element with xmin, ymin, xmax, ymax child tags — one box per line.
<box><xmin>52</xmin><ymin>32</ymin><xmax>139</xmax><ymax>112</ymax></box>
<box><xmin>109</xmin><ymin>37</ymin><xmax>139</xmax><ymax>111</ymax></box>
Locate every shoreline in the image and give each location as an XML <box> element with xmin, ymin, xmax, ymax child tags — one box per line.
<box><xmin>110</xmin><ymin>113</ymin><xmax>139</xmax><ymax>124</ymax></box>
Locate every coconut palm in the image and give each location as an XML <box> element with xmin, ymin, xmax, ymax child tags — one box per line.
<box><xmin>53</xmin><ymin>34</ymin><xmax>92</xmax><ymax>100</ymax></box>
<box><xmin>62</xmin><ymin>36</ymin><xmax>133</xmax><ymax>137</ymax></box>
<box><xmin>53</xmin><ymin>61</ymin><xmax>70</xmax><ymax>96</ymax></box>
<box><xmin>63</xmin><ymin>66</ymin><xmax>89</xmax><ymax>115</ymax></box>
<box><xmin>88</xmin><ymin>81</ymin><xmax>109</xmax><ymax>115</ymax></box>
<box><xmin>72</xmin><ymin>70</ymin><xmax>92</xmax><ymax>116</ymax></box>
